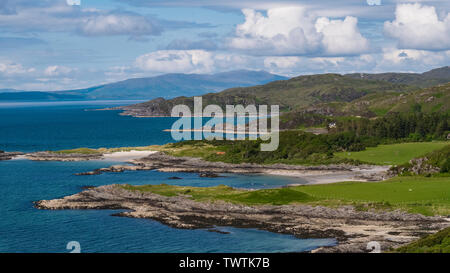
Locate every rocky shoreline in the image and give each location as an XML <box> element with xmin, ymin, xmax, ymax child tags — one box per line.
<box><xmin>74</xmin><ymin>152</ymin><xmax>391</xmax><ymax>183</ymax></box>
<box><xmin>35</xmin><ymin>184</ymin><xmax>450</xmax><ymax>253</ymax></box>
<box><xmin>25</xmin><ymin>151</ymin><xmax>103</xmax><ymax>161</ymax></box>
<box><xmin>0</xmin><ymin>151</ymin><xmax>24</xmax><ymax>161</ymax></box>
<box><xmin>0</xmin><ymin>149</ymin><xmax>390</xmax><ymax>183</ymax></box>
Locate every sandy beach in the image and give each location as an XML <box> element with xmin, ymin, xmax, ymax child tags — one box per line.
<box><xmin>102</xmin><ymin>150</ymin><xmax>158</xmax><ymax>162</ymax></box>
<box><xmin>265</xmin><ymin>165</ymin><xmax>390</xmax><ymax>184</ymax></box>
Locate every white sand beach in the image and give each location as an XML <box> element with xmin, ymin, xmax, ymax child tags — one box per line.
<box><xmin>263</xmin><ymin>165</ymin><xmax>391</xmax><ymax>184</ymax></box>
<box><xmin>102</xmin><ymin>150</ymin><xmax>157</xmax><ymax>162</ymax></box>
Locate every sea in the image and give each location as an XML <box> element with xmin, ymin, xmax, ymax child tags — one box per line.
<box><xmin>0</xmin><ymin>101</ymin><xmax>336</xmax><ymax>253</ymax></box>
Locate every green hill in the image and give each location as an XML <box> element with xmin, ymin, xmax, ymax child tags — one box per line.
<box><xmin>119</xmin><ymin>73</ymin><xmax>417</xmax><ymax>117</ymax></box>
<box><xmin>316</xmin><ymin>82</ymin><xmax>450</xmax><ymax>117</ymax></box>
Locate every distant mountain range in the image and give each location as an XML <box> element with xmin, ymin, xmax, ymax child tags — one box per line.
<box><xmin>116</xmin><ymin>66</ymin><xmax>450</xmax><ymax>117</ymax></box>
<box><xmin>0</xmin><ymin>70</ymin><xmax>287</xmax><ymax>101</ymax></box>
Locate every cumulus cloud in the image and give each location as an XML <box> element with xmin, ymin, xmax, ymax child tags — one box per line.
<box><xmin>134</xmin><ymin>50</ymin><xmax>258</xmax><ymax>74</ymax></box>
<box><xmin>229</xmin><ymin>7</ymin><xmax>321</xmax><ymax>55</ymax></box>
<box><xmin>315</xmin><ymin>16</ymin><xmax>369</xmax><ymax>55</ymax></box>
<box><xmin>229</xmin><ymin>7</ymin><xmax>370</xmax><ymax>56</ymax></box>
<box><xmin>384</xmin><ymin>3</ymin><xmax>450</xmax><ymax>51</ymax></box>
<box><xmin>135</xmin><ymin>50</ymin><xmax>215</xmax><ymax>74</ymax></box>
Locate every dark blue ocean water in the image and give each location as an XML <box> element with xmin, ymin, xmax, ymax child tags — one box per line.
<box><xmin>0</xmin><ymin>101</ymin><xmax>336</xmax><ymax>253</ymax></box>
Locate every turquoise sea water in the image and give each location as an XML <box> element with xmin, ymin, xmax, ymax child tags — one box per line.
<box><xmin>0</xmin><ymin>101</ymin><xmax>336</xmax><ymax>253</ymax></box>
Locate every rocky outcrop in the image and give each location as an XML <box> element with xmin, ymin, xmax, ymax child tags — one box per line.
<box><xmin>35</xmin><ymin>184</ymin><xmax>450</xmax><ymax>253</ymax></box>
<box><xmin>408</xmin><ymin>157</ymin><xmax>440</xmax><ymax>175</ymax></box>
<box><xmin>199</xmin><ymin>172</ymin><xmax>220</xmax><ymax>178</ymax></box>
<box><xmin>389</xmin><ymin>156</ymin><xmax>441</xmax><ymax>176</ymax></box>
<box><xmin>0</xmin><ymin>151</ymin><xmax>24</xmax><ymax>161</ymax></box>
<box><xmin>26</xmin><ymin>151</ymin><xmax>103</xmax><ymax>161</ymax></box>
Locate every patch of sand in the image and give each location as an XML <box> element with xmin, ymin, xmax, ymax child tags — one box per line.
<box><xmin>102</xmin><ymin>150</ymin><xmax>157</xmax><ymax>162</ymax></box>
<box><xmin>264</xmin><ymin>165</ymin><xmax>391</xmax><ymax>185</ymax></box>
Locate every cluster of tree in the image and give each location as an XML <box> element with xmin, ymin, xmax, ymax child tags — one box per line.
<box><xmin>172</xmin><ymin>111</ymin><xmax>449</xmax><ymax>165</ymax></box>
<box><xmin>331</xmin><ymin>112</ymin><xmax>449</xmax><ymax>141</ymax></box>
<box><xmin>198</xmin><ymin>131</ymin><xmax>371</xmax><ymax>164</ymax></box>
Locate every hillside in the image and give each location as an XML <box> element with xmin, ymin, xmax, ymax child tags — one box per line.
<box><xmin>118</xmin><ymin>73</ymin><xmax>417</xmax><ymax>117</ymax></box>
<box><xmin>345</xmin><ymin>66</ymin><xmax>450</xmax><ymax>88</ymax></box>
<box><xmin>0</xmin><ymin>70</ymin><xmax>286</xmax><ymax>101</ymax></box>
<box><xmin>302</xmin><ymin>82</ymin><xmax>450</xmax><ymax>118</ymax></box>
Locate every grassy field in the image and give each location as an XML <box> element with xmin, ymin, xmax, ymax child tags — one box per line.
<box><xmin>122</xmin><ymin>175</ymin><xmax>450</xmax><ymax>216</ymax></box>
<box><xmin>335</xmin><ymin>142</ymin><xmax>449</xmax><ymax>165</ymax></box>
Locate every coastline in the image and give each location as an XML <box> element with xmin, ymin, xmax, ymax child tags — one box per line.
<box><xmin>66</xmin><ymin>151</ymin><xmax>390</xmax><ymax>184</ymax></box>
<box><xmin>22</xmin><ymin>150</ymin><xmax>157</xmax><ymax>163</ymax></box>
<box><xmin>35</xmin><ymin>184</ymin><xmax>450</xmax><ymax>253</ymax></box>
<box><xmin>3</xmin><ymin>147</ymin><xmax>392</xmax><ymax>184</ymax></box>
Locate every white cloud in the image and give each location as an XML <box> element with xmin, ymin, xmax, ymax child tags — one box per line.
<box><xmin>367</xmin><ymin>0</ymin><xmax>381</xmax><ymax>6</ymax></box>
<box><xmin>66</xmin><ymin>0</ymin><xmax>81</xmax><ymax>6</ymax></box>
<box><xmin>263</xmin><ymin>55</ymin><xmax>373</xmax><ymax>76</ymax></box>
<box><xmin>381</xmin><ymin>48</ymin><xmax>450</xmax><ymax>66</ymax></box>
<box><xmin>44</xmin><ymin>65</ymin><xmax>74</xmax><ymax>77</ymax></box>
<box><xmin>135</xmin><ymin>50</ymin><xmax>215</xmax><ymax>74</ymax></box>
<box><xmin>315</xmin><ymin>16</ymin><xmax>370</xmax><ymax>55</ymax></box>
<box><xmin>229</xmin><ymin>7</ymin><xmax>369</xmax><ymax>56</ymax></box>
<box><xmin>0</xmin><ymin>61</ymin><xmax>34</xmax><ymax>76</ymax></box>
<box><xmin>80</xmin><ymin>13</ymin><xmax>161</xmax><ymax>37</ymax></box>
<box><xmin>0</xmin><ymin>2</ymin><xmax>162</xmax><ymax>38</ymax></box>
<box><xmin>384</xmin><ymin>3</ymin><xmax>450</xmax><ymax>51</ymax></box>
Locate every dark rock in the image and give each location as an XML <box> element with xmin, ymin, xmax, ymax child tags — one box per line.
<box><xmin>0</xmin><ymin>151</ymin><xmax>24</xmax><ymax>161</ymax></box>
<box><xmin>199</xmin><ymin>172</ymin><xmax>219</xmax><ymax>178</ymax></box>
<box><xmin>26</xmin><ymin>151</ymin><xmax>103</xmax><ymax>161</ymax></box>
<box><xmin>207</xmin><ymin>228</ymin><xmax>230</xmax><ymax>234</ymax></box>
<box><xmin>75</xmin><ymin>170</ymin><xmax>102</xmax><ymax>176</ymax></box>
<box><xmin>168</xmin><ymin>176</ymin><xmax>182</xmax><ymax>180</ymax></box>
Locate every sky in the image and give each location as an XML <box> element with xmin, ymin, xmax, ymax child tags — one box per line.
<box><xmin>0</xmin><ymin>0</ymin><xmax>449</xmax><ymax>91</ymax></box>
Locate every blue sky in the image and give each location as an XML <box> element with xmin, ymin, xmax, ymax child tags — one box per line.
<box><xmin>0</xmin><ymin>0</ymin><xmax>449</xmax><ymax>91</ymax></box>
